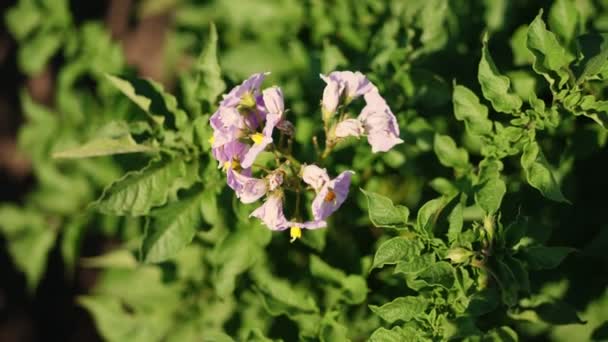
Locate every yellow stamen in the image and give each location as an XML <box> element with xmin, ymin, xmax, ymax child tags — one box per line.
<box><xmin>208</xmin><ymin>135</ymin><xmax>215</xmax><ymax>145</ymax></box>
<box><xmin>239</xmin><ymin>92</ymin><xmax>256</xmax><ymax>109</ymax></box>
<box><xmin>251</xmin><ymin>132</ymin><xmax>265</xmax><ymax>145</ymax></box>
<box><xmin>290</xmin><ymin>226</ymin><xmax>302</xmax><ymax>243</ymax></box>
<box><xmin>222</xmin><ymin>160</ymin><xmax>239</xmax><ymax>171</ymax></box>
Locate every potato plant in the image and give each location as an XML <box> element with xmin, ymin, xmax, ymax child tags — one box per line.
<box><xmin>1</xmin><ymin>0</ymin><xmax>608</xmax><ymax>341</ymax></box>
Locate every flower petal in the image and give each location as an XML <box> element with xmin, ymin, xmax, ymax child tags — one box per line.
<box><xmin>250</xmin><ymin>193</ymin><xmax>289</xmax><ymax>230</ymax></box>
<box><xmin>311</xmin><ymin>170</ymin><xmax>354</xmax><ymax>220</ymax></box>
<box><xmin>335</xmin><ymin>118</ymin><xmax>364</xmax><ymax>138</ymax></box>
<box><xmin>301</xmin><ymin>164</ymin><xmax>330</xmax><ymax>192</ymax></box>
<box><xmin>227</xmin><ymin>169</ymin><xmax>267</xmax><ymax>204</ymax></box>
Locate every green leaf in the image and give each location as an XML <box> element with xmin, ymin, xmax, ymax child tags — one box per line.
<box><xmin>417</xmin><ymin>261</ymin><xmax>455</xmax><ymax>288</ymax></box>
<box><xmin>78</xmin><ymin>294</ymin><xmax>171</xmax><ymax>342</ymax></box>
<box><xmin>60</xmin><ymin>214</ymin><xmax>89</xmax><ymax>276</ymax></box>
<box><xmin>510</xmin><ymin>25</ymin><xmax>534</xmax><ymax>66</ymax></box>
<box><xmin>478</xmin><ymin>36</ymin><xmax>523</xmax><ymax>114</ymax></box>
<box><xmin>520</xmin><ymin>141</ymin><xmax>569</xmax><ymax>203</ymax></box>
<box><xmin>548</xmin><ymin>0</ymin><xmax>579</xmax><ymax>45</ymax></box>
<box><xmin>394</xmin><ymin>253</ymin><xmax>435</xmax><ymax>275</ymax></box>
<box><xmin>106</xmin><ymin>74</ymin><xmax>188</xmax><ymax>128</ymax></box>
<box><xmin>368</xmin><ymin>326</ymin><xmax>426</xmax><ymax>342</ymax></box>
<box><xmin>340</xmin><ymin>275</ymin><xmax>367</xmax><ymax>304</ymax></box>
<box><xmin>212</xmin><ymin>230</ymin><xmax>265</xmax><ymax>298</ymax></box>
<box><xmin>514</xmin><ymin>299</ymin><xmax>584</xmax><ymax>325</ymax></box>
<box><xmin>475</xmin><ymin>178</ymin><xmax>506</xmax><ymax>214</ymax></box>
<box><xmin>309</xmin><ymin>255</ymin><xmax>345</xmax><ymax>285</ymax></box>
<box><xmin>52</xmin><ymin>135</ymin><xmax>156</xmax><ymax>159</ymax></box>
<box><xmin>361</xmin><ymin>189</ymin><xmax>410</xmax><ymax>229</ymax></box>
<box><xmin>94</xmin><ymin>157</ymin><xmax>192</xmax><ymax>216</ymax></box>
<box><xmin>321</xmin><ymin>40</ymin><xmax>347</xmax><ymax>74</ymax></box>
<box><xmin>141</xmin><ymin>191</ymin><xmax>205</xmax><ymax>263</ymax></box>
<box><xmin>81</xmin><ymin>249</ymin><xmax>138</xmax><ymax>269</ymax></box>
<box><xmin>195</xmin><ymin>23</ymin><xmax>226</xmax><ymax>108</ymax></box>
<box><xmin>521</xmin><ymin>245</ymin><xmax>575</xmax><ymax>270</ymax></box>
<box><xmin>78</xmin><ymin>295</ymin><xmax>142</xmax><ymax>342</ymax></box>
<box><xmin>453</xmin><ymin>85</ymin><xmax>492</xmax><ymax>136</ymax></box>
<box><xmin>434</xmin><ymin>134</ymin><xmax>469</xmax><ymax>169</ymax></box>
<box><xmin>468</xmin><ymin>288</ymin><xmax>500</xmax><ymax>316</ymax></box>
<box><xmin>18</xmin><ymin>31</ymin><xmax>64</xmax><ymax>75</ymax></box>
<box><xmin>369</xmin><ymin>296</ymin><xmax>429</xmax><ymax>323</ymax></box>
<box><xmin>591</xmin><ymin>322</ymin><xmax>608</xmax><ymax>341</ymax></box>
<box><xmin>319</xmin><ymin>312</ymin><xmax>350</xmax><ymax>342</ymax></box>
<box><xmin>483</xmin><ymin>326</ymin><xmax>518</xmax><ymax>342</ymax></box>
<box><xmin>526</xmin><ymin>10</ymin><xmax>575</xmax><ymax>86</ymax></box>
<box><xmin>253</xmin><ymin>268</ymin><xmax>319</xmax><ymax>317</ymax></box>
<box><xmin>416</xmin><ymin>197</ymin><xmax>445</xmax><ymax>234</ymax></box>
<box><xmin>576</xmin><ymin>33</ymin><xmax>608</xmax><ymax>83</ymax></box>
<box><xmin>0</xmin><ymin>205</ymin><xmax>57</xmax><ymax>291</ymax></box>
<box><xmin>371</xmin><ymin>237</ymin><xmax>422</xmax><ymax>270</ymax></box>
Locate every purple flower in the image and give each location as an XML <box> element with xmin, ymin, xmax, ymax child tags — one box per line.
<box><xmin>212</xmin><ymin>140</ymin><xmax>249</xmax><ymax>168</ymax></box>
<box><xmin>320</xmin><ymin>71</ymin><xmax>375</xmax><ymax>118</ymax></box>
<box><xmin>335</xmin><ymin>118</ymin><xmax>364</xmax><ymax>138</ymax></box>
<box><xmin>320</xmin><ymin>75</ymin><xmax>344</xmax><ymax>118</ymax></box>
<box><xmin>311</xmin><ymin>170</ymin><xmax>354</xmax><ymax>221</ymax></box>
<box><xmin>262</xmin><ymin>86</ymin><xmax>284</xmax><ymax>115</ymax></box>
<box><xmin>301</xmin><ymin>164</ymin><xmax>330</xmax><ymax>192</ymax></box>
<box><xmin>250</xmin><ymin>192</ymin><xmax>327</xmax><ymax>241</ymax></box>
<box><xmin>227</xmin><ymin>168</ymin><xmax>267</xmax><ymax>204</ymax></box>
<box><xmin>250</xmin><ymin>193</ymin><xmax>289</xmax><ymax>231</ymax></box>
<box><xmin>327</xmin><ymin>71</ymin><xmax>374</xmax><ymax>100</ymax></box>
<box><xmin>359</xmin><ymin>91</ymin><xmax>403</xmax><ymax>153</ymax></box>
<box><xmin>220</xmin><ymin>72</ymin><xmax>269</xmax><ymax>108</ymax></box>
<box><xmin>240</xmin><ymin>112</ymin><xmax>281</xmax><ymax>168</ymax></box>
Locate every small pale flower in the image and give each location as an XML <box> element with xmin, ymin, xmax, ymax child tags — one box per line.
<box><xmin>359</xmin><ymin>91</ymin><xmax>403</xmax><ymax>153</ymax></box>
<box><xmin>320</xmin><ymin>75</ymin><xmax>344</xmax><ymax>119</ymax></box>
<box><xmin>262</xmin><ymin>86</ymin><xmax>284</xmax><ymax>115</ymax></box>
<box><xmin>301</xmin><ymin>164</ymin><xmax>330</xmax><ymax>192</ymax></box>
<box><xmin>335</xmin><ymin>118</ymin><xmax>364</xmax><ymax>138</ymax></box>
<box><xmin>250</xmin><ymin>193</ymin><xmax>289</xmax><ymax>231</ymax></box>
<box><xmin>227</xmin><ymin>168</ymin><xmax>267</xmax><ymax>204</ymax></box>
<box><xmin>327</xmin><ymin>71</ymin><xmax>374</xmax><ymax>101</ymax></box>
<box><xmin>240</xmin><ymin>112</ymin><xmax>281</xmax><ymax>168</ymax></box>
<box><xmin>212</xmin><ymin>140</ymin><xmax>248</xmax><ymax>167</ymax></box>
<box><xmin>220</xmin><ymin>72</ymin><xmax>269</xmax><ymax>109</ymax></box>
<box><xmin>311</xmin><ymin>170</ymin><xmax>354</xmax><ymax>220</ymax></box>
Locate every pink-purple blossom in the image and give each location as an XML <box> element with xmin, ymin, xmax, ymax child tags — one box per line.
<box><xmin>250</xmin><ymin>192</ymin><xmax>326</xmax><ymax>232</ymax></box>
<box><xmin>359</xmin><ymin>90</ymin><xmax>403</xmax><ymax>153</ymax></box>
<box><xmin>210</xmin><ymin>70</ymin><xmax>399</xmax><ymax>240</ymax></box>
<box><xmin>302</xmin><ymin>165</ymin><xmax>354</xmax><ymax>221</ymax></box>
<box><xmin>311</xmin><ymin>170</ymin><xmax>354</xmax><ymax>220</ymax></box>
<box><xmin>227</xmin><ymin>168</ymin><xmax>267</xmax><ymax>204</ymax></box>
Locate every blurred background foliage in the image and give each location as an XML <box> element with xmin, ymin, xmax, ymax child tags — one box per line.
<box><xmin>0</xmin><ymin>0</ymin><xmax>607</xmax><ymax>341</ymax></box>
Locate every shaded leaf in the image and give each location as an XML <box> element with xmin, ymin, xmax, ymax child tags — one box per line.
<box><xmin>434</xmin><ymin>134</ymin><xmax>469</xmax><ymax>169</ymax></box>
<box><xmin>369</xmin><ymin>296</ymin><xmax>429</xmax><ymax>323</ymax></box>
<box><xmin>94</xmin><ymin>157</ymin><xmax>191</xmax><ymax>216</ymax></box>
<box><xmin>371</xmin><ymin>237</ymin><xmax>422</xmax><ymax>270</ymax></box>
<box><xmin>453</xmin><ymin>85</ymin><xmax>492</xmax><ymax>136</ymax></box>
<box><xmin>522</xmin><ymin>245</ymin><xmax>575</xmax><ymax>270</ymax></box>
<box><xmin>479</xmin><ymin>37</ymin><xmax>522</xmax><ymax>114</ymax></box>
<box><xmin>521</xmin><ymin>141</ymin><xmax>569</xmax><ymax>203</ymax></box>
<box><xmin>361</xmin><ymin>189</ymin><xmax>409</xmax><ymax>229</ymax></box>
<box><xmin>141</xmin><ymin>191</ymin><xmax>206</xmax><ymax>263</ymax></box>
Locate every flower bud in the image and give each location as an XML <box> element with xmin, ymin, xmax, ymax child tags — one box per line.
<box><xmin>446</xmin><ymin>247</ymin><xmax>473</xmax><ymax>264</ymax></box>
<box><xmin>483</xmin><ymin>215</ymin><xmax>494</xmax><ymax>241</ymax></box>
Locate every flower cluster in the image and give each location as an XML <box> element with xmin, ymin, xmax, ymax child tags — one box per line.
<box><xmin>209</xmin><ymin>71</ymin><xmax>401</xmax><ymax>241</ymax></box>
